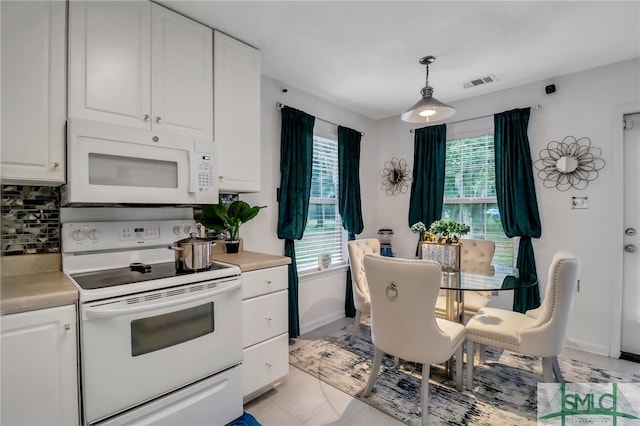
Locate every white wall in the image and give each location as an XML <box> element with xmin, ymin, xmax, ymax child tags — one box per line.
<box><xmin>240</xmin><ymin>76</ymin><xmax>378</xmax><ymax>335</ymax></box>
<box><xmin>242</xmin><ymin>59</ymin><xmax>640</xmax><ymax>354</ymax></box>
<box><xmin>375</xmin><ymin>58</ymin><xmax>640</xmax><ymax>356</ymax></box>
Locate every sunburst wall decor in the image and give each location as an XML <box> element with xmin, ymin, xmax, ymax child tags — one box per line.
<box><xmin>534</xmin><ymin>136</ymin><xmax>605</xmax><ymax>191</ymax></box>
<box><xmin>381</xmin><ymin>158</ymin><xmax>411</xmax><ymax>195</ymax></box>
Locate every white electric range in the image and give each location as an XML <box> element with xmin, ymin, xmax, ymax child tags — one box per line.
<box><xmin>61</xmin><ymin>214</ymin><xmax>243</xmax><ymax>425</ymax></box>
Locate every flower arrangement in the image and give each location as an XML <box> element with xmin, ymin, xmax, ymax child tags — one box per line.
<box><xmin>411</xmin><ymin>219</ymin><xmax>470</xmax><ymax>244</ymax></box>
<box><xmin>428</xmin><ymin>219</ymin><xmax>470</xmax><ymax>244</ymax></box>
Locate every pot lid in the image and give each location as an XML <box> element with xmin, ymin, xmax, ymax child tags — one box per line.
<box><xmin>175</xmin><ymin>232</ymin><xmax>218</xmax><ymax>245</ymax></box>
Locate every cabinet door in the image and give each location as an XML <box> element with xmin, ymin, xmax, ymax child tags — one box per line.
<box><xmin>243</xmin><ymin>333</ymin><xmax>289</xmax><ymax>398</ymax></box>
<box><xmin>242</xmin><ymin>290</ymin><xmax>288</xmax><ymax>348</ymax></box>
<box><xmin>151</xmin><ymin>4</ymin><xmax>213</xmax><ymax>142</ymax></box>
<box><xmin>1</xmin><ymin>305</ymin><xmax>78</xmax><ymax>426</ymax></box>
<box><xmin>1</xmin><ymin>0</ymin><xmax>66</xmax><ymax>185</ymax></box>
<box><xmin>68</xmin><ymin>1</ymin><xmax>151</xmax><ymax>129</ymax></box>
<box><xmin>214</xmin><ymin>31</ymin><xmax>261</xmax><ymax>193</ymax></box>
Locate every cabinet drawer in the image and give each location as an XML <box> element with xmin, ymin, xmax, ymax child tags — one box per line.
<box><xmin>243</xmin><ymin>333</ymin><xmax>289</xmax><ymax>397</ymax></box>
<box><xmin>242</xmin><ymin>290</ymin><xmax>288</xmax><ymax>348</ymax></box>
<box><xmin>242</xmin><ymin>266</ymin><xmax>287</xmax><ymax>300</ymax></box>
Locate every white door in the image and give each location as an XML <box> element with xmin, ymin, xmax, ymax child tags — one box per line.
<box><xmin>151</xmin><ymin>4</ymin><xmax>213</xmax><ymax>141</ymax></box>
<box><xmin>68</xmin><ymin>1</ymin><xmax>151</xmax><ymax>129</ymax></box>
<box><xmin>214</xmin><ymin>30</ymin><xmax>262</xmax><ymax>192</ymax></box>
<box><xmin>1</xmin><ymin>305</ymin><xmax>78</xmax><ymax>426</ymax></box>
<box><xmin>622</xmin><ymin>112</ymin><xmax>640</xmax><ymax>356</ymax></box>
<box><xmin>1</xmin><ymin>0</ymin><xmax>66</xmax><ymax>185</ymax></box>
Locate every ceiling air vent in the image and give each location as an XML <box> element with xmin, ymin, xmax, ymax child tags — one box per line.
<box><xmin>461</xmin><ymin>74</ymin><xmax>497</xmax><ymax>89</ymax></box>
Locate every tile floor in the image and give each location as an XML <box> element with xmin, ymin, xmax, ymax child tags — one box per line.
<box><xmin>244</xmin><ymin>317</ymin><xmax>639</xmax><ymax>426</ymax></box>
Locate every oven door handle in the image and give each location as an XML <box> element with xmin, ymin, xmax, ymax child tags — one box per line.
<box><xmin>83</xmin><ymin>281</ymin><xmax>240</xmax><ymax>319</ymax></box>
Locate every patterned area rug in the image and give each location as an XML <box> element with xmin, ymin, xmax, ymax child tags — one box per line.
<box><xmin>289</xmin><ymin>322</ymin><xmax>640</xmax><ymax>425</ymax></box>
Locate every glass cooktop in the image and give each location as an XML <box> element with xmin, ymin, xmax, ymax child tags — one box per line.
<box><xmin>71</xmin><ymin>262</ymin><xmax>232</xmax><ymax>290</ymax></box>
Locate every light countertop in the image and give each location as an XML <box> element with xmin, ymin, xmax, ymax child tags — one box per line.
<box><xmin>212</xmin><ymin>250</ymin><xmax>291</xmax><ymax>272</ymax></box>
<box><xmin>1</xmin><ymin>254</ymin><xmax>78</xmax><ymax>315</ymax></box>
<box><xmin>1</xmin><ymin>250</ymin><xmax>290</xmax><ymax>315</ymax></box>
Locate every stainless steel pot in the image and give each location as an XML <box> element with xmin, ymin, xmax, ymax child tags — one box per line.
<box><xmin>169</xmin><ymin>233</ymin><xmax>217</xmax><ymax>271</ymax></box>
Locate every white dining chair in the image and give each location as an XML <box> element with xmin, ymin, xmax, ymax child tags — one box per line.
<box><xmin>465</xmin><ymin>251</ymin><xmax>581</xmax><ymax>389</ymax></box>
<box><xmin>362</xmin><ymin>255</ymin><xmax>465</xmax><ymax>426</ymax></box>
<box><xmin>347</xmin><ymin>238</ymin><xmax>380</xmax><ymax>345</ymax></box>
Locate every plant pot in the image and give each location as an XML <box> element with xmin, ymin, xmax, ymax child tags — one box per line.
<box><xmin>225</xmin><ymin>240</ymin><xmax>240</xmax><ymax>254</ymax></box>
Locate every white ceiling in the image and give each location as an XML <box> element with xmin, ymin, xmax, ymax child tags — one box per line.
<box><xmin>158</xmin><ymin>1</ymin><xmax>640</xmax><ymax>120</ymax></box>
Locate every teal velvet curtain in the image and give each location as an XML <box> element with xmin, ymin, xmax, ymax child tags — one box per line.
<box><xmin>494</xmin><ymin>108</ymin><xmax>542</xmax><ymax>313</ymax></box>
<box><xmin>408</xmin><ymin>124</ymin><xmax>447</xmax><ymax>228</ymax></box>
<box><xmin>278</xmin><ymin>106</ymin><xmax>315</xmax><ymax>338</ymax></box>
<box><xmin>338</xmin><ymin>126</ymin><xmax>364</xmax><ymax>318</ymax></box>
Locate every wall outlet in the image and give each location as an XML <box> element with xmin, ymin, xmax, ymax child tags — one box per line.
<box><xmin>571</xmin><ymin>195</ymin><xmax>589</xmax><ymax>209</ymax></box>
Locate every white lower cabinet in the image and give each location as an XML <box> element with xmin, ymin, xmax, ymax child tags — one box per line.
<box><xmin>1</xmin><ymin>305</ymin><xmax>79</xmax><ymax>426</ymax></box>
<box><xmin>241</xmin><ymin>266</ymin><xmax>289</xmax><ymax>400</ymax></box>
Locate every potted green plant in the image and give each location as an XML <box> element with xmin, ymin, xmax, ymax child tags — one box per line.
<box><xmin>428</xmin><ymin>219</ymin><xmax>470</xmax><ymax>244</ymax></box>
<box><xmin>200</xmin><ymin>200</ymin><xmax>266</xmax><ymax>253</ymax></box>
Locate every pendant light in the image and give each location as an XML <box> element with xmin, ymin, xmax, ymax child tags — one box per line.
<box><xmin>401</xmin><ymin>55</ymin><xmax>455</xmax><ymax>123</ymax></box>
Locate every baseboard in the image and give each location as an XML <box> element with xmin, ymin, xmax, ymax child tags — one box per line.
<box><xmin>564</xmin><ymin>339</ymin><xmax>610</xmax><ymax>357</ymax></box>
<box><xmin>300</xmin><ymin>311</ymin><xmax>345</xmax><ymax>335</ymax></box>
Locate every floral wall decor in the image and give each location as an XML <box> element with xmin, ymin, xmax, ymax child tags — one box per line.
<box><xmin>381</xmin><ymin>157</ymin><xmax>411</xmax><ymax>195</ymax></box>
<box><xmin>534</xmin><ymin>136</ymin><xmax>605</xmax><ymax>191</ymax></box>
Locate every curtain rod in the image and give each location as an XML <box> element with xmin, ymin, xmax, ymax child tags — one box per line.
<box><xmin>275</xmin><ymin>102</ymin><xmax>365</xmax><ymax>136</ymax></box>
<box><xmin>409</xmin><ymin>104</ymin><xmax>541</xmax><ymax>133</ymax></box>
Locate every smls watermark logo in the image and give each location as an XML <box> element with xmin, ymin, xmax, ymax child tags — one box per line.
<box><xmin>538</xmin><ymin>383</ymin><xmax>640</xmax><ymax>425</ymax></box>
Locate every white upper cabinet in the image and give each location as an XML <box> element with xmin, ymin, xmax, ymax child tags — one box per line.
<box><xmin>1</xmin><ymin>0</ymin><xmax>66</xmax><ymax>185</ymax></box>
<box><xmin>214</xmin><ymin>31</ymin><xmax>261</xmax><ymax>193</ymax></box>
<box><xmin>151</xmin><ymin>4</ymin><xmax>213</xmax><ymax>141</ymax></box>
<box><xmin>68</xmin><ymin>1</ymin><xmax>213</xmax><ymax>142</ymax></box>
<box><xmin>68</xmin><ymin>1</ymin><xmax>151</xmax><ymax>130</ymax></box>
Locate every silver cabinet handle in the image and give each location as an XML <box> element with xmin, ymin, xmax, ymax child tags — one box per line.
<box><xmin>143</xmin><ymin>114</ymin><xmax>150</xmax><ymax>121</ymax></box>
<box><xmin>265</xmin><ymin>362</ymin><xmax>272</xmax><ymax>367</ymax></box>
<box><xmin>64</xmin><ymin>324</ymin><xmax>71</xmax><ymax>331</ymax></box>
<box><xmin>155</xmin><ymin>116</ymin><xmax>162</xmax><ymax>123</ymax></box>
<box><xmin>52</xmin><ymin>162</ymin><xmax>60</xmax><ymax>168</ymax></box>
<box><xmin>265</xmin><ymin>316</ymin><xmax>272</xmax><ymax>321</ymax></box>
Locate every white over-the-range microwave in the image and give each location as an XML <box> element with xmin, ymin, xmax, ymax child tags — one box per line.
<box><xmin>63</xmin><ymin>118</ymin><xmax>218</xmax><ymax>205</ymax></box>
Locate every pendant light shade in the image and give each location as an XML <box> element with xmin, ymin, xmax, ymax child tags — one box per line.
<box><xmin>401</xmin><ymin>56</ymin><xmax>455</xmax><ymax>123</ymax></box>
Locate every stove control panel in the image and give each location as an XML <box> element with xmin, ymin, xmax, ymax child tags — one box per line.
<box><xmin>62</xmin><ymin>220</ymin><xmax>197</xmax><ymax>253</ymax></box>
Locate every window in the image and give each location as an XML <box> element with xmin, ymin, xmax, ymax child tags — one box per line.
<box><xmin>294</xmin><ymin>131</ymin><xmax>347</xmax><ymax>272</ymax></box>
<box><xmin>442</xmin><ymin>134</ymin><xmax>514</xmax><ymax>266</ymax></box>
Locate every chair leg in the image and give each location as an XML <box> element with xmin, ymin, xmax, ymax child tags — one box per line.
<box><xmin>363</xmin><ymin>348</ymin><xmax>383</xmax><ymax>397</ymax></box>
<box><xmin>349</xmin><ymin>310</ymin><xmax>362</xmax><ymax>345</ymax></box>
<box><xmin>477</xmin><ymin>343</ymin><xmax>486</xmax><ymax>363</ymax></box>
<box><xmin>551</xmin><ymin>356</ymin><xmax>565</xmax><ymax>383</ymax></box>
<box><xmin>455</xmin><ymin>344</ymin><xmax>463</xmax><ymax>391</ymax></box>
<box><xmin>541</xmin><ymin>357</ymin><xmax>556</xmax><ymax>382</ymax></box>
<box><xmin>421</xmin><ymin>364</ymin><xmax>431</xmax><ymax>426</ymax></box>
<box><xmin>466</xmin><ymin>341</ymin><xmax>475</xmax><ymax>391</ymax></box>
<box><xmin>394</xmin><ymin>356</ymin><xmax>400</xmax><ymax>368</ymax></box>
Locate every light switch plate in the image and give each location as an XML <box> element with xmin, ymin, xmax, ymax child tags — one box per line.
<box><xmin>571</xmin><ymin>195</ymin><xmax>589</xmax><ymax>209</ymax></box>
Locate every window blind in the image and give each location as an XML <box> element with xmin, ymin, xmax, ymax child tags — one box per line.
<box><xmin>294</xmin><ymin>136</ymin><xmax>346</xmax><ymax>272</ymax></box>
<box><xmin>443</xmin><ymin>135</ymin><xmax>514</xmax><ymax>266</ymax></box>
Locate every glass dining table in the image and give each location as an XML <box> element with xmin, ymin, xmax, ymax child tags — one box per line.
<box><xmin>440</xmin><ymin>262</ymin><xmax>538</xmax><ymax>323</ymax></box>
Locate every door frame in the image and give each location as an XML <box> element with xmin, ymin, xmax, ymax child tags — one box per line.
<box><xmin>609</xmin><ymin>101</ymin><xmax>640</xmax><ymax>359</ymax></box>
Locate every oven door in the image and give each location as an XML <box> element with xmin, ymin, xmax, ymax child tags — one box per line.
<box><xmin>79</xmin><ymin>277</ymin><xmax>242</xmax><ymax>424</ymax></box>
<box><xmin>66</xmin><ymin>118</ymin><xmax>217</xmax><ymax>205</ymax></box>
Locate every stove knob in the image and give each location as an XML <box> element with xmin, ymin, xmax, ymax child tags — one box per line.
<box><xmin>71</xmin><ymin>229</ymin><xmax>86</xmax><ymax>241</ymax></box>
<box><xmin>173</xmin><ymin>226</ymin><xmax>182</xmax><ymax>235</ymax></box>
<box><xmin>87</xmin><ymin>229</ymin><xmax>101</xmax><ymax>240</ymax></box>
<box><xmin>183</xmin><ymin>225</ymin><xmax>191</xmax><ymax>234</ymax></box>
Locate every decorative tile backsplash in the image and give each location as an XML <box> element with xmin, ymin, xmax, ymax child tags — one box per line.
<box><xmin>1</xmin><ymin>187</ymin><xmax>238</xmax><ymax>256</ymax></box>
<box><xmin>1</xmin><ymin>185</ymin><xmax>61</xmax><ymax>256</ymax></box>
